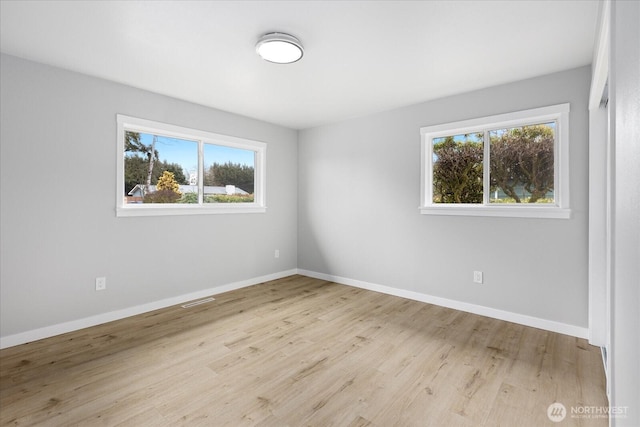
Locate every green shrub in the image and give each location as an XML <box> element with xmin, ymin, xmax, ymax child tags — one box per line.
<box><xmin>204</xmin><ymin>194</ymin><xmax>254</xmax><ymax>203</ymax></box>
<box><xmin>489</xmin><ymin>197</ymin><xmax>554</xmax><ymax>204</ymax></box>
<box><xmin>179</xmin><ymin>192</ymin><xmax>198</xmax><ymax>204</ymax></box>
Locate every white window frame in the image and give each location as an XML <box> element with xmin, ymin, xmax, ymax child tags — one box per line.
<box><xmin>420</xmin><ymin>103</ymin><xmax>571</xmax><ymax>219</ymax></box>
<box><xmin>116</xmin><ymin>115</ymin><xmax>266</xmax><ymax>217</ymax></box>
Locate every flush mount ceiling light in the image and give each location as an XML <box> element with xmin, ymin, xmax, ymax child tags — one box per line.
<box><xmin>256</xmin><ymin>32</ymin><xmax>304</xmax><ymax>64</ymax></box>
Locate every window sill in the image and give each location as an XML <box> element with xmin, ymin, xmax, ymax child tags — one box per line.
<box><xmin>117</xmin><ymin>204</ymin><xmax>267</xmax><ymax>217</ymax></box>
<box><xmin>419</xmin><ymin>205</ymin><xmax>571</xmax><ymax>219</ymax></box>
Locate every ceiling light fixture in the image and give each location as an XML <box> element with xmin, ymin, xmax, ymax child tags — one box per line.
<box><xmin>256</xmin><ymin>32</ymin><xmax>304</xmax><ymax>64</ymax></box>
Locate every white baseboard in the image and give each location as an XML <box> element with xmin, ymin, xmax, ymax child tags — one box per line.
<box><xmin>1</xmin><ymin>268</ymin><xmax>589</xmax><ymax>349</ymax></box>
<box><xmin>0</xmin><ymin>269</ymin><xmax>298</xmax><ymax>349</ymax></box>
<box><xmin>297</xmin><ymin>269</ymin><xmax>589</xmax><ymax>339</ymax></box>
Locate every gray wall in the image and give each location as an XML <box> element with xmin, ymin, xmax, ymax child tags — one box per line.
<box><xmin>298</xmin><ymin>66</ymin><xmax>590</xmax><ymax>328</ymax></box>
<box><xmin>0</xmin><ymin>55</ymin><xmax>594</xmax><ymax>339</ymax></box>
<box><xmin>611</xmin><ymin>0</ymin><xmax>640</xmax><ymax>424</ymax></box>
<box><xmin>0</xmin><ymin>54</ymin><xmax>298</xmax><ymax>337</ymax></box>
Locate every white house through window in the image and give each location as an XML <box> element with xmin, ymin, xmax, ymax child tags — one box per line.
<box><xmin>117</xmin><ymin>115</ymin><xmax>266</xmax><ymax>217</ymax></box>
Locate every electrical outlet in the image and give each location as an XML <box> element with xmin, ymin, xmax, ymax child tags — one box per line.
<box><xmin>473</xmin><ymin>271</ymin><xmax>483</xmax><ymax>284</ymax></box>
<box><xmin>274</xmin><ymin>249</ymin><xmax>280</xmax><ymax>259</ymax></box>
<box><xmin>95</xmin><ymin>277</ymin><xmax>106</xmax><ymax>291</ymax></box>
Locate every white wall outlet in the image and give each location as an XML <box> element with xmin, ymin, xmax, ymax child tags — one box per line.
<box><xmin>473</xmin><ymin>271</ymin><xmax>483</xmax><ymax>284</ymax></box>
<box><xmin>274</xmin><ymin>249</ymin><xmax>280</xmax><ymax>259</ymax></box>
<box><xmin>95</xmin><ymin>277</ymin><xmax>106</xmax><ymax>291</ymax></box>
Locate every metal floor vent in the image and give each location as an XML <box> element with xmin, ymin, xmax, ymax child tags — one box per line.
<box><xmin>181</xmin><ymin>297</ymin><xmax>215</xmax><ymax>308</ymax></box>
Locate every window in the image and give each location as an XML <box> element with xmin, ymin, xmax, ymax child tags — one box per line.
<box><xmin>420</xmin><ymin>104</ymin><xmax>570</xmax><ymax>218</ymax></box>
<box><xmin>117</xmin><ymin>115</ymin><xmax>266</xmax><ymax>216</ymax></box>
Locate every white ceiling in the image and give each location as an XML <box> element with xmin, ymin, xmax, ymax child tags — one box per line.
<box><xmin>0</xmin><ymin>0</ymin><xmax>599</xmax><ymax>130</ymax></box>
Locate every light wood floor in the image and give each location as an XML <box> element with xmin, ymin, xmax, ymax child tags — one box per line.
<box><xmin>1</xmin><ymin>275</ymin><xmax>607</xmax><ymax>426</ymax></box>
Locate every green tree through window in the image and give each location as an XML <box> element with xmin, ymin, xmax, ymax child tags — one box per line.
<box><xmin>432</xmin><ymin>134</ymin><xmax>483</xmax><ymax>203</ymax></box>
<box><xmin>431</xmin><ymin>124</ymin><xmax>555</xmax><ymax>204</ymax></box>
<box><xmin>489</xmin><ymin>124</ymin><xmax>554</xmax><ymax>203</ymax></box>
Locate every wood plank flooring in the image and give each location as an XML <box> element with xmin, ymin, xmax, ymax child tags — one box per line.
<box><xmin>0</xmin><ymin>275</ymin><xmax>608</xmax><ymax>426</ymax></box>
